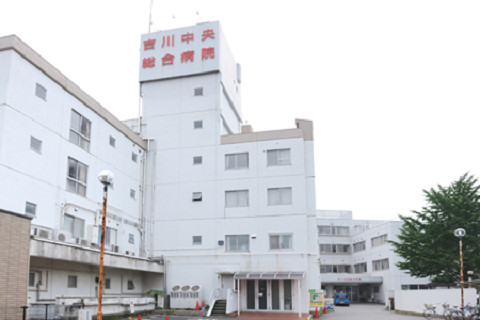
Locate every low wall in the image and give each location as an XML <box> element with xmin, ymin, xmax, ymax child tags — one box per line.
<box><xmin>390</xmin><ymin>288</ymin><xmax>477</xmax><ymax>315</ymax></box>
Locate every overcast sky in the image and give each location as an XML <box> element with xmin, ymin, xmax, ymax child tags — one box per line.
<box><xmin>1</xmin><ymin>0</ymin><xmax>479</xmax><ymax>221</ymax></box>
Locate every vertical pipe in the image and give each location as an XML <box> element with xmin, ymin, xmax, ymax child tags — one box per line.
<box><xmin>460</xmin><ymin>239</ymin><xmax>464</xmax><ymax>310</ymax></box>
<box><xmin>237</xmin><ymin>279</ymin><xmax>240</xmax><ymax>316</ymax></box>
<box><xmin>298</xmin><ymin>280</ymin><xmax>301</xmax><ymax>318</ymax></box>
<box><xmin>97</xmin><ymin>185</ymin><xmax>108</xmax><ymax>320</ymax></box>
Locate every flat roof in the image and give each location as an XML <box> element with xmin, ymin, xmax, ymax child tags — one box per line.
<box><xmin>0</xmin><ymin>35</ymin><xmax>146</xmax><ymax>149</ymax></box>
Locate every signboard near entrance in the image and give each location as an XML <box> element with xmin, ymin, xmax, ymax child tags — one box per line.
<box><xmin>309</xmin><ymin>290</ymin><xmax>324</xmax><ymax>307</ymax></box>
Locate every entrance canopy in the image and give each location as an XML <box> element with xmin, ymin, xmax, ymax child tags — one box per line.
<box><xmin>234</xmin><ymin>271</ymin><xmax>305</xmax><ymax>280</ymax></box>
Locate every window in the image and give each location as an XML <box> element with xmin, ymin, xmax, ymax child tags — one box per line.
<box><xmin>267</xmin><ymin>148</ymin><xmax>291</xmax><ymax>166</ymax></box>
<box><xmin>193</xmin><ymin>120</ymin><xmax>203</xmax><ymax>129</ymax></box>
<box><xmin>320</xmin><ymin>265</ymin><xmax>351</xmax><ymax>273</ymax></box>
<box><xmin>193</xmin><ymin>236</ymin><xmax>202</xmax><ymax>245</ymax></box>
<box><xmin>105</xmin><ymin>227</ymin><xmax>117</xmax><ymax>245</ymax></box>
<box><xmin>371</xmin><ymin>234</ymin><xmax>388</xmax><ymax>247</ymax></box>
<box><xmin>128</xmin><ymin>234</ymin><xmax>134</xmax><ymax>244</ymax></box>
<box><xmin>225</xmin><ymin>190</ymin><xmax>249</xmax><ymax>207</ymax></box>
<box><xmin>192</xmin><ymin>192</ymin><xmax>202</xmax><ymax>202</ymax></box>
<box><xmin>269</xmin><ymin>234</ymin><xmax>292</xmax><ymax>250</ymax></box>
<box><xmin>35</xmin><ymin>83</ymin><xmax>47</xmax><ymax>100</ymax></box>
<box><xmin>226</xmin><ymin>235</ymin><xmax>249</xmax><ymax>252</ymax></box>
<box><xmin>69</xmin><ymin>110</ymin><xmax>91</xmax><ymax>151</ymax></box>
<box><xmin>25</xmin><ymin>202</ymin><xmax>37</xmax><ymax>215</ymax></box>
<box><xmin>30</xmin><ymin>136</ymin><xmax>42</xmax><ymax>153</ymax></box>
<box><xmin>67</xmin><ymin>158</ymin><xmax>88</xmax><ymax>196</ymax></box>
<box><xmin>353</xmin><ymin>241</ymin><xmax>366</xmax><ymax>252</ymax></box>
<box><xmin>29</xmin><ymin>271</ymin><xmax>42</xmax><ymax>287</ymax></box>
<box><xmin>130</xmin><ymin>189</ymin><xmax>136</xmax><ymax>199</ymax></box>
<box><xmin>63</xmin><ymin>214</ymin><xmax>85</xmax><ymax>238</ymax></box>
<box><xmin>317</xmin><ymin>226</ymin><xmax>349</xmax><ymax>236</ymax></box>
<box><xmin>193</xmin><ymin>156</ymin><xmax>203</xmax><ymax>165</ymax></box>
<box><xmin>132</xmin><ymin>152</ymin><xmax>138</xmax><ymax>162</ymax></box>
<box><xmin>67</xmin><ymin>275</ymin><xmax>77</xmax><ymax>288</ymax></box>
<box><xmin>29</xmin><ymin>272</ymin><xmax>36</xmax><ymax>287</ymax></box>
<box><xmin>354</xmin><ymin>262</ymin><xmax>367</xmax><ymax>273</ymax></box>
<box><xmin>127</xmin><ymin>280</ymin><xmax>135</xmax><ymax>290</ymax></box>
<box><xmin>194</xmin><ymin>87</ymin><xmax>203</xmax><ymax>96</ymax></box>
<box><xmin>105</xmin><ymin>278</ymin><xmax>111</xmax><ymax>289</ymax></box>
<box><xmin>109</xmin><ymin>135</ymin><xmax>116</xmax><ymax>147</ymax></box>
<box><xmin>319</xmin><ymin>244</ymin><xmax>350</xmax><ymax>254</ymax></box>
<box><xmin>225</xmin><ymin>153</ymin><xmax>248</xmax><ymax>170</ymax></box>
<box><xmin>268</xmin><ymin>187</ymin><xmax>292</xmax><ymax>205</ymax></box>
<box><xmin>372</xmin><ymin>258</ymin><xmax>389</xmax><ymax>271</ymax></box>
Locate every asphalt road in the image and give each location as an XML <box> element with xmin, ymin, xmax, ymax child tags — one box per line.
<box><xmin>325</xmin><ymin>303</ymin><xmax>420</xmax><ymax>320</ymax></box>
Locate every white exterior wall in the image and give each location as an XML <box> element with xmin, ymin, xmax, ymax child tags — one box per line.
<box><xmin>317</xmin><ymin>210</ymin><xmax>430</xmax><ymax>303</ymax></box>
<box><xmin>140</xmin><ymin>21</ymin><xmax>319</xmax><ymax>314</ymax></box>
<box><xmin>0</xmin><ymin>36</ymin><xmax>161</xmax><ymax>314</ymax></box>
<box><xmin>0</xmin><ymin>48</ymin><xmax>144</xmax><ymax>254</ymax></box>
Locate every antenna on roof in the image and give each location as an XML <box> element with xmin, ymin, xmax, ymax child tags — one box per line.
<box><xmin>148</xmin><ymin>0</ymin><xmax>154</xmax><ymax>32</ymax></box>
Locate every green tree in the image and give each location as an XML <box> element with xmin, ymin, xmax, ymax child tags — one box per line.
<box><xmin>391</xmin><ymin>173</ymin><xmax>480</xmax><ymax>284</ymax></box>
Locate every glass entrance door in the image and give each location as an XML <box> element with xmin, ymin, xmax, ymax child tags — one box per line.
<box><xmin>258</xmin><ymin>280</ymin><xmax>267</xmax><ymax>310</ymax></box>
<box><xmin>247</xmin><ymin>280</ymin><xmax>255</xmax><ymax>309</ymax></box>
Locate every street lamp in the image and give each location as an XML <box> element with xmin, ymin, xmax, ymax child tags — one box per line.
<box><xmin>454</xmin><ymin>227</ymin><xmax>466</xmax><ymax>310</ymax></box>
<box><xmin>97</xmin><ymin>170</ymin><xmax>113</xmax><ymax>320</ymax></box>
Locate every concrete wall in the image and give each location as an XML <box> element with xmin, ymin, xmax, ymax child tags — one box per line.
<box><xmin>391</xmin><ymin>288</ymin><xmax>477</xmax><ymax>315</ymax></box>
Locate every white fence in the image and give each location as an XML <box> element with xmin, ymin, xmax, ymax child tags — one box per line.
<box><xmin>387</xmin><ymin>288</ymin><xmax>477</xmax><ymax>315</ymax></box>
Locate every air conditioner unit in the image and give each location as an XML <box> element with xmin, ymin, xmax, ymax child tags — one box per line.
<box><xmin>76</xmin><ymin>238</ymin><xmax>90</xmax><ymax>246</ymax></box>
<box><xmin>112</xmin><ymin>245</ymin><xmax>119</xmax><ymax>253</ymax></box>
<box><xmin>91</xmin><ymin>242</ymin><xmax>100</xmax><ymax>250</ymax></box>
<box><xmin>53</xmin><ymin>230</ymin><xmax>72</xmax><ymax>242</ymax></box>
<box><xmin>33</xmin><ymin>227</ymin><xmax>52</xmax><ymax>239</ymax></box>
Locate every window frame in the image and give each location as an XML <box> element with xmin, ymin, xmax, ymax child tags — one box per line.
<box><xmin>69</xmin><ymin>109</ymin><xmax>91</xmax><ymax>151</ymax></box>
<box><xmin>67</xmin><ymin>275</ymin><xmax>78</xmax><ymax>288</ymax></box>
<box><xmin>35</xmin><ymin>83</ymin><xmax>47</xmax><ymax>100</ymax></box>
<box><xmin>30</xmin><ymin>136</ymin><xmax>42</xmax><ymax>154</ymax></box>
<box><xmin>225</xmin><ymin>153</ymin><xmax>249</xmax><ymax>170</ymax></box>
<box><xmin>194</xmin><ymin>87</ymin><xmax>204</xmax><ymax>96</ymax></box>
<box><xmin>225</xmin><ymin>234</ymin><xmax>249</xmax><ymax>252</ymax></box>
<box><xmin>269</xmin><ymin>233</ymin><xmax>293</xmax><ymax>250</ymax></box>
<box><xmin>25</xmin><ymin>202</ymin><xmax>37</xmax><ymax>215</ymax></box>
<box><xmin>267</xmin><ymin>148</ymin><xmax>291</xmax><ymax>166</ymax></box>
<box><xmin>192</xmin><ymin>235</ymin><xmax>202</xmax><ymax>245</ymax></box>
<box><xmin>225</xmin><ymin>190</ymin><xmax>249</xmax><ymax>208</ymax></box>
<box><xmin>193</xmin><ymin>120</ymin><xmax>203</xmax><ymax>129</ymax></box>
<box><xmin>63</xmin><ymin>214</ymin><xmax>85</xmax><ymax>238</ymax></box>
<box><xmin>66</xmin><ymin>157</ymin><xmax>88</xmax><ymax>197</ymax></box>
<box><xmin>267</xmin><ymin>187</ymin><xmax>292</xmax><ymax>206</ymax></box>
<box><xmin>193</xmin><ymin>156</ymin><xmax>203</xmax><ymax>165</ymax></box>
<box><xmin>192</xmin><ymin>192</ymin><xmax>203</xmax><ymax>202</ymax></box>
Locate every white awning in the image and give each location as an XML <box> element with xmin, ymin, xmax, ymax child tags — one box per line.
<box><xmin>234</xmin><ymin>271</ymin><xmax>305</xmax><ymax>280</ymax></box>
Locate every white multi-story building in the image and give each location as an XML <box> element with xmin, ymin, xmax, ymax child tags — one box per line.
<box><xmin>0</xmin><ymin>21</ymin><xmax>320</xmax><ymax>317</ymax></box>
<box><xmin>0</xmin><ymin>35</ymin><xmax>161</xmax><ymax>313</ymax></box>
<box><xmin>139</xmin><ymin>21</ymin><xmax>320</xmax><ymax>316</ymax></box>
<box><xmin>317</xmin><ymin>210</ymin><xmax>430</xmax><ymax>303</ymax></box>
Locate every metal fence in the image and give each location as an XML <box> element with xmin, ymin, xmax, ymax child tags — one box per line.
<box><xmin>0</xmin><ymin>305</ymin><xmax>82</xmax><ymax>320</ymax></box>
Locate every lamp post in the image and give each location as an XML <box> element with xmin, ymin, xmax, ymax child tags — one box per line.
<box><xmin>454</xmin><ymin>228</ymin><xmax>466</xmax><ymax>310</ymax></box>
<box><xmin>97</xmin><ymin>170</ymin><xmax>113</xmax><ymax>320</ymax></box>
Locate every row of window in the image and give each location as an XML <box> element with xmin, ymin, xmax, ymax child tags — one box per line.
<box><xmin>319</xmin><ymin>234</ymin><xmax>389</xmax><ymax>255</ymax></box>
<box><xmin>191</xmin><ymin>187</ymin><xmax>293</xmax><ymax>206</ymax></box>
<box><xmin>62</xmin><ymin>213</ymin><xmax>134</xmax><ymax>244</ymax></box>
<box><xmin>28</xmin><ymin>271</ymin><xmax>135</xmax><ymax>290</ymax></box>
<box><xmin>66</xmin><ymin>157</ymin><xmax>137</xmax><ymax>199</ymax></box>
<box><xmin>317</xmin><ymin>226</ymin><xmax>349</xmax><ymax>236</ymax></box>
<box><xmin>191</xmin><ymin>234</ymin><xmax>293</xmax><ymax>251</ymax></box>
<box><xmin>192</xmin><ymin>149</ymin><xmax>292</xmax><ymax>169</ymax></box>
<box><xmin>320</xmin><ymin>259</ymin><xmax>389</xmax><ymax>274</ymax></box>
<box><xmin>35</xmin><ymin>82</ymin><xmax>140</xmax><ymax>160</ymax></box>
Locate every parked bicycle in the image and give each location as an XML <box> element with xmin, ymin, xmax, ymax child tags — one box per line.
<box><xmin>423</xmin><ymin>303</ymin><xmax>438</xmax><ymax>319</ymax></box>
<box><xmin>443</xmin><ymin>304</ymin><xmax>478</xmax><ymax>320</ymax></box>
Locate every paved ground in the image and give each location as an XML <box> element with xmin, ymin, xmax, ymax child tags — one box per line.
<box><xmin>131</xmin><ymin>304</ymin><xmax>422</xmax><ymax>320</ymax></box>
<box><xmin>324</xmin><ymin>304</ymin><xmax>420</xmax><ymax>320</ymax></box>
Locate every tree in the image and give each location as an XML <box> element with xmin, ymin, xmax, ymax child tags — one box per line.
<box><xmin>391</xmin><ymin>173</ymin><xmax>480</xmax><ymax>284</ymax></box>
